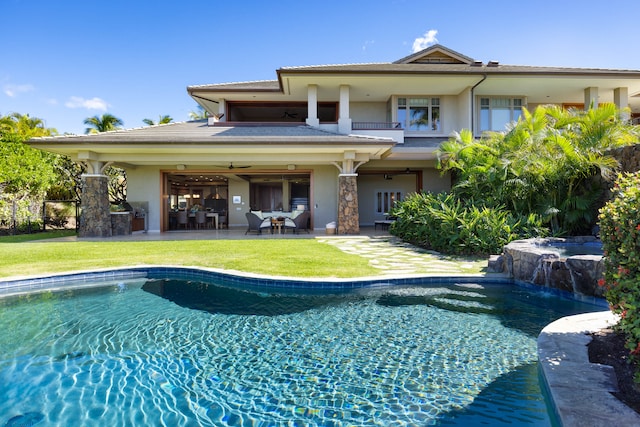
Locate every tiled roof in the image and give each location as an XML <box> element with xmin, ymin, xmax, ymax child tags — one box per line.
<box><xmin>278</xmin><ymin>62</ymin><xmax>640</xmax><ymax>76</ymax></box>
<box><xmin>29</xmin><ymin>121</ymin><xmax>395</xmax><ymax>145</ymax></box>
<box><xmin>187</xmin><ymin>80</ymin><xmax>281</xmax><ymax>92</ymax></box>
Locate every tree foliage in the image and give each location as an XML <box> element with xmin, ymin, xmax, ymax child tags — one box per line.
<box><xmin>143</xmin><ymin>115</ymin><xmax>173</xmax><ymax>126</ymax></box>
<box><xmin>83</xmin><ymin>113</ymin><xmax>124</xmax><ymax>134</ymax></box>
<box><xmin>0</xmin><ymin>113</ymin><xmax>58</xmax><ymax>196</ymax></box>
<box><xmin>437</xmin><ymin>104</ymin><xmax>638</xmax><ymax>235</ymax></box>
<box><xmin>189</xmin><ymin>105</ymin><xmax>207</xmax><ymax>120</ymax></box>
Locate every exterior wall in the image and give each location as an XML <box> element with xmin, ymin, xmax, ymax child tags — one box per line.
<box><xmin>422</xmin><ymin>168</ymin><xmax>451</xmax><ymax>193</ymax></box>
<box><xmin>228</xmin><ymin>179</ymin><xmax>250</xmax><ymax>228</ymax></box>
<box><xmin>356</xmin><ymin>168</ymin><xmax>451</xmax><ymax>226</ymax></box>
<box><xmin>311</xmin><ymin>165</ymin><xmax>339</xmax><ymax>230</ymax></box>
<box><xmin>350</xmin><ymin>102</ymin><xmax>388</xmax><ymax>123</ymax></box>
<box><xmin>126</xmin><ymin>166</ymin><xmax>162</xmax><ymax>232</ymax></box>
<box><xmin>357</xmin><ymin>174</ymin><xmax>415</xmax><ymax>226</ymax></box>
<box><xmin>439</xmin><ymin>95</ymin><xmax>462</xmax><ymax>136</ymax></box>
<box><xmin>454</xmin><ymin>88</ymin><xmax>472</xmax><ymax>131</ymax></box>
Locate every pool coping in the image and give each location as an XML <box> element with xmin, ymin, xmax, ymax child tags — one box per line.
<box><xmin>538</xmin><ymin>311</ymin><xmax>640</xmax><ymax>426</ymax></box>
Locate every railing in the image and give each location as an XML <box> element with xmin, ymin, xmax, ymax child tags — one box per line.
<box><xmin>352</xmin><ymin>122</ymin><xmax>402</xmax><ymax>130</ymax></box>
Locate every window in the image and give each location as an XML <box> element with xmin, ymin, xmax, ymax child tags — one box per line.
<box><xmin>479</xmin><ymin>97</ymin><xmax>523</xmax><ymax>132</ymax></box>
<box><xmin>397</xmin><ymin>98</ymin><xmax>440</xmax><ymax>132</ymax></box>
<box><xmin>376</xmin><ymin>191</ymin><xmax>402</xmax><ymax>214</ymax></box>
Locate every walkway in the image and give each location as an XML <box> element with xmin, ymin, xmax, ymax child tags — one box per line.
<box><xmin>317</xmin><ymin>235</ymin><xmax>487</xmax><ymax>276</ymax></box>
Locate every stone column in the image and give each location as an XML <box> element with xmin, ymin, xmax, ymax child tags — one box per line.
<box><xmin>79</xmin><ymin>174</ymin><xmax>112</xmax><ymax>237</ymax></box>
<box><xmin>337</xmin><ymin>173</ymin><xmax>360</xmax><ymax>235</ymax></box>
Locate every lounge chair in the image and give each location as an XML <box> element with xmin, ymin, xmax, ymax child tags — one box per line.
<box><xmin>284</xmin><ymin>211</ymin><xmax>310</xmax><ymax>234</ymax></box>
<box><xmin>245</xmin><ymin>212</ymin><xmax>272</xmax><ymax>234</ymax></box>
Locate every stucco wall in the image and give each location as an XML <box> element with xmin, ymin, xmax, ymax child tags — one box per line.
<box><xmin>126</xmin><ymin>166</ymin><xmax>162</xmax><ymax>233</ymax></box>
<box><xmin>312</xmin><ymin>165</ymin><xmax>339</xmax><ymax>230</ymax></box>
<box><xmin>350</xmin><ymin>102</ymin><xmax>388</xmax><ymax>123</ymax></box>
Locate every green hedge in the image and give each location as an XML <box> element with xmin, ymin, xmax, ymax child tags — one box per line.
<box><xmin>390</xmin><ymin>192</ymin><xmax>546</xmax><ymax>255</ymax></box>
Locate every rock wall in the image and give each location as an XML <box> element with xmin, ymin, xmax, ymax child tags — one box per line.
<box><xmin>79</xmin><ymin>175</ymin><xmax>111</xmax><ymax>237</ymax></box>
<box><xmin>501</xmin><ymin>238</ymin><xmax>605</xmax><ymax>297</ymax></box>
<box><xmin>337</xmin><ymin>174</ymin><xmax>360</xmax><ymax>235</ymax></box>
<box><xmin>608</xmin><ymin>144</ymin><xmax>640</xmax><ymax>174</ymax></box>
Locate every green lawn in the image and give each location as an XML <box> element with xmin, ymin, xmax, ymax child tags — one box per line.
<box><xmin>0</xmin><ymin>237</ymin><xmax>380</xmax><ymax>279</ymax></box>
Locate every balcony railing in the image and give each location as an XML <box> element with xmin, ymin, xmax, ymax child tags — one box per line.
<box><xmin>352</xmin><ymin>122</ymin><xmax>402</xmax><ymax>130</ymax></box>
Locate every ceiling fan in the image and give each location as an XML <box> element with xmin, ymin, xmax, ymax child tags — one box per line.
<box><xmin>223</xmin><ymin>162</ymin><xmax>251</xmax><ymax>170</ymax></box>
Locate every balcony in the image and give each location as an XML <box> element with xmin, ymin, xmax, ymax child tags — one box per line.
<box><xmin>351</xmin><ymin>122</ymin><xmax>404</xmax><ymax>143</ymax></box>
<box><xmin>352</xmin><ymin>122</ymin><xmax>401</xmax><ymax>130</ymax></box>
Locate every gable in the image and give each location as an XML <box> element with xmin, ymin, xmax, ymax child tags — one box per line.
<box><xmin>393</xmin><ymin>44</ymin><xmax>475</xmax><ymax>65</ymax></box>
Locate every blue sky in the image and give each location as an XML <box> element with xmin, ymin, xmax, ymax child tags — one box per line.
<box><xmin>2</xmin><ymin>0</ymin><xmax>638</xmax><ymax>135</ymax></box>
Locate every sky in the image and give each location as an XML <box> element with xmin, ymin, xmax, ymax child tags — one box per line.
<box><xmin>2</xmin><ymin>0</ymin><xmax>639</xmax><ymax>135</ymax></box>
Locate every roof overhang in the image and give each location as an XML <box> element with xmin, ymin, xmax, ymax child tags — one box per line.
<box><xmin>27</xmin><ymin>122</ymin><xmax>395</xmax><ymax>167</ymax></box>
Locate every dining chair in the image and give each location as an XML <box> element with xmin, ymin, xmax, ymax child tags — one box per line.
<box><xmin>177</xmin><ymin>210</ymin><xmax>188</xmax><ymax>230</ymax></box>
<box><xmin>195</xmin><ymin>211</ymin><xmax>207</xmax><ymax>229</ymax></box>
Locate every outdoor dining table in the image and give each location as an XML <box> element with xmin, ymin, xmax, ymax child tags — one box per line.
<box><xmin>188</xmin><ymin>212</ymin><xmax>219</xmax><ymax>229</ymax></box>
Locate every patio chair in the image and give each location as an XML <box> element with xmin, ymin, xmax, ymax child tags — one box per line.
<box><xmin>284</xmin><ymin>211</ymin><xmax>310</xmax><ymax>234</ymax></box>
<box><xmin>245</xmin><ymin>212</ymin><xmax>271</xmax><ymax>235</ymax></box>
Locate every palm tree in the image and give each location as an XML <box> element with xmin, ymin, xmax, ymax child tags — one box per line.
<box><xmin>438</xmin><ymin>104</ymin><xmax>637</xmax><ymax>235</ymax></box>
<box><xmin>83</xmin><ymin>113</ymin><xmax>123</xmax><ymax>134</ymax></box>
<box><xmin>142</xmin><ymin>115</ymin><xmax>173</xmax><ymax>126</ymax></box>
<box><xmin>188</xmin><ymin>105</ymin><xmax>208</xmax><ymax>120</ymax></box>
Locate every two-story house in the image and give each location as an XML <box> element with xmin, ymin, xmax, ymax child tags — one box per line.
<box><xmin>29</xmin><ymin>45</ymin><xmax>640</xmax><ymax>236</ymax></box>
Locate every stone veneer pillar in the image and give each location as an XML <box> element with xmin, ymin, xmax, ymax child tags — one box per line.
<box><xmin>79</xmin><ymin>174</ymin><xmax>112</xmax><ymax>237</ymax></box>
<box><xmin>337</xmin><ymin>174</ymin><xmax>360</xmax><ymax>235</ymax></box>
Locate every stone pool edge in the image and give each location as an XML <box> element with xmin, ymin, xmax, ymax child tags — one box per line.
<box><xmin>538</xmin><ymin>311</ymin><xmax>640</xmax><ymax>426</ymax></box>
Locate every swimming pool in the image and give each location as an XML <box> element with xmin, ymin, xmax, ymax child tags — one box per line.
<box><xmin>0</xmin><ymin>270</ymin><xmax>603</xmax><ymax>426</ymax></box>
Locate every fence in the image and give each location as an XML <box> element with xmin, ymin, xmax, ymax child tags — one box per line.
<box><xmin>0</xmin><ymin>198</ymin><xmax>78</xmax><ymax>235</ymax></box>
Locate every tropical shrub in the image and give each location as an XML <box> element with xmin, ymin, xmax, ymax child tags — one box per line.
<box><xmin>599</xmin><ymin>172</ymin><xmax>640</xmax><ymax>382</ymax></box>
<box><xmin>438</xmin><ymin>104</ymin><xmax>637</xmax><ymax>236</ymax></box>
<box><xmin>390</xmin><ymin>192</ymin><xmax>546</xmax><ymax>255</ymax></box>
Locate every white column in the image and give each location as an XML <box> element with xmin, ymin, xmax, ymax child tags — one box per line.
<box><xmin>614</xmin><ymin>87</ymin><xmax>630</xmax><ymax>121</ymax></box>
<box><xmin>306</xmin><ymin>85</ymin><xmax>319</xmax><ymax>127</ymax></box>
<box><xmin>218</xmin><ymin>99</ymin><xmax>226</xmax><ymax>121</ymax></box>
<box><xmin>584</xmin><ymin>87</ymin><xmax>599</xmax><ymax>109</ymax></box>
<box><xmin>338</xmin><ymin>85</ymin><xmax>352</xmax><ymax>134</ymax></box>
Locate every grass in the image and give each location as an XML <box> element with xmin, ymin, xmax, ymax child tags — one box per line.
<box><xmin>0</xmin><ymin>238</ymin><xmax>381</xmax><ymax>279</ymax></box>
<box><xmin>0</xmin><ymin>230</ymin><xmax>76</xmax><ymax>243</ymax></box>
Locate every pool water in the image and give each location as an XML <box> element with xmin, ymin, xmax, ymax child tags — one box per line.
<box><xmin>0</xmin><ymin>278</ymin><xmax>600</xmax><ymax>426</ymax></box>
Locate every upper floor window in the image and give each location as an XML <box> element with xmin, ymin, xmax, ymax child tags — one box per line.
<box><xmin>397</xmin><ymin>97</ymin><xmax>440</xmax><ymax>132</ymax></box>
<box><xmin>479</xmin><ymin>97</ymin><xmax>523</xmax><ymax>132</ymax></box>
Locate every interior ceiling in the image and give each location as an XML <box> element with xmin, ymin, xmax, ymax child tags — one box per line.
<box><xmin>168</xmin><ymin>173</ymin><xmax>310</xmax><ymax>185</ymax></box>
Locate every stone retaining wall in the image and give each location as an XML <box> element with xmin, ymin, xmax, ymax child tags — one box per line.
<box><xmin>492</xmin><ymin>237</ymin><xmax>605</xmax><ymax>297</ymax></box>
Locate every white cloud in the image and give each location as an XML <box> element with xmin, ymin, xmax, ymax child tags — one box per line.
<box><xmin>3</xmin><ymin>83</ymin><xmax>35</xmax><ymax>97</ymax></box>
<box><xmin>412</xmin><ymin>29</ymin><xmax>438</xmax><ymax>53</ymax></box>
<box><xmin>362</xmin><ymin>40</ymin><xmax>375</xmax><ymax>51</ymax></box>
<box><xmin>65</xmin><ymin>96</ymin><xmax>109</xmax><ymax>111</ymax></box>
